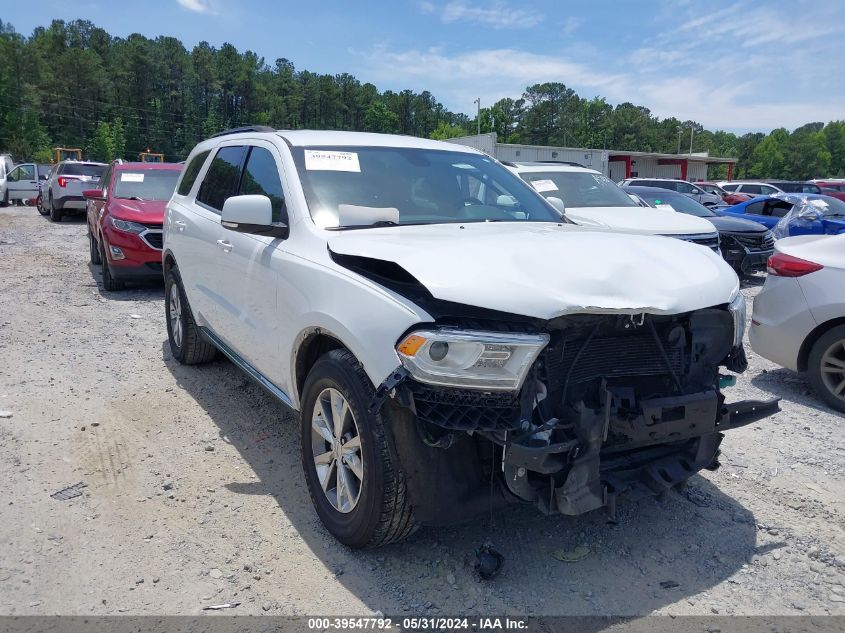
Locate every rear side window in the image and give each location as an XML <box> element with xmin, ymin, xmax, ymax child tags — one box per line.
<box><xmin>178</xmin><ymin>150</ymin><xmax>210</xmax><ymax>196</ymax></box>
<box><xmin>239</xmin><ymin>147</ymin><xmax>287</xmax><ymax>223</ymax></box>
<box><xmin>196</xmin><ymin>146</ymin><xmax>246</xmax><ymax>212</ymax></box>
<box><xmin>59</xmin><ymin>163</ymin><xmax>105</xmax><ymax>178</ymax></box>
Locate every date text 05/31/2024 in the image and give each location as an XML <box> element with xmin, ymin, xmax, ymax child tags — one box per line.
<box><xmin>307</xmin><ymin>617</ymin><xmax>529</xmax><ymax>630</ymax></box>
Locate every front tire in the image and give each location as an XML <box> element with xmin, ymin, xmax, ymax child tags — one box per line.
<box><xmin>0</xmin><ymin>190</ymin><xmax>8</xmax><ymax>207</ymax></box>
<box><xmin>165</xmin><ymin>266</ymin><xmax>216</xmax><ymax>364</ymax></box>
<box><xmin>89</xmin><ymin>230</ymin><xmax>101</xmax><ymax>265</ymax></box>
<box><xmin>100</xmin><ymin>241</ymin><xmax>125</xmax><ymax>291</ymax></box>
<box><xmin>807</xmin><ymin>325</ymin><xmax>845</xmax><ymax>413</ymax></box>
<box><xmin>300</xmin><ymin>349</ymin><xmax>417</xmax><ymax>548</ymax></box>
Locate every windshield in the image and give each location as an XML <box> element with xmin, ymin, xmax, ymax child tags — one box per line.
<box><xmin>292</xmin><ymin>147</ymin><xmax>561</xmax><ymax>228</ymax></box>
<box><xmin>636</xmin><ymin>190</ymin><xmax>716</xmax><ymax>217</ymax></box>
<box><xmin>60</xmin><ymin>163</ymin><xmax>105</xmax><ymax>178</ymax></box>
<box><xmin>521</xmin><ymin>171</ymin><xmax>638</xmax><ymax>208</ymax></box>
<box><xmin>113</xmin><ymin>169</ymin><xmax>181</xmax><ymax>201</ymax></box>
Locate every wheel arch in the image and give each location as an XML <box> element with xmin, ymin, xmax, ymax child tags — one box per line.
<box><xmin>293</xmin><ymin>328</ymin><xmax>349</xmax><ymax>405</ymax></box>
<box><xmin>798</xmin><ymin>316</ymin><xmax>845</xmax><ymax>372</ymax></box>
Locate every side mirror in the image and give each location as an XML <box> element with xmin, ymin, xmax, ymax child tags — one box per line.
<box><xmin>221</xmin><ymin>194</ymin><xmax>288</xmax><ymax>238</ymax></box>
<box><xmin>82</xmin><ymin>189</ymin><xmax>105</xmax><ymax>201</ymax></box>
<box><xmin>546</xmin><ymin>196</ymin><xmax>566</xmax><ymax>215</ymax></box>
<box><xmin>797</xmin><ymin>207</ymin><xmax>820</xmax><ymax>222</ymax></box>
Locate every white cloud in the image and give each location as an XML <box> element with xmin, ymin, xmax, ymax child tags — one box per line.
<box><xmin>420</xmin><ymin>1</ymin><xmax>543</xmax><ymax>29</ymax></box>
<box><xmin>176</xmin><ymin>0</ymin><xmax>215</xmax><ymax>14</ymax></box>
<box><xmin>560</xmin><ymin>16</ymin><xmax>582</xmax><ymax>36</ymax></box>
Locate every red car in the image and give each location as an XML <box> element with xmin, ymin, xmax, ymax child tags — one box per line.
<box><xmin>813</xmin><ymin>180</ymin><xmax>845</xmax><ymax>202</ymax></box>
<box><xmin>697</xmin><ymin>181</ymin><xmax>752</xmax><ymax>205</ymax></box>
<box><xmin>84</xmin><ymin>161</ymin><xmax>182</xmax><ymax>290</ymax></box>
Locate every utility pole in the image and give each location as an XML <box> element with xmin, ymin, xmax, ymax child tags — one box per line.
<box><xmin>474</xmin><ymin>98</ymin><xmax>481</xmax><ymax>137</ymax></box>
<box><xmin>689</xmin><ymin>127</ymin><xmax>694</xmax><ymax>155</ymax></box>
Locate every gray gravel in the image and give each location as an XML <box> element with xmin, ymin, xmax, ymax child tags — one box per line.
<box><xmin>0</xmin><ymin>205</ymin><xmax>843</xmax><ymax>616</ymax></box>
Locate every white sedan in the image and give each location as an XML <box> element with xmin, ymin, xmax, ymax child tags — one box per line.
<box><xmin>750</xmin><ymin>234</ymin><xmax>845</xmax><ymax>412</ymax></box>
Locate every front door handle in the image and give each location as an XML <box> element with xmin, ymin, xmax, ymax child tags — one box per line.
<box><xmin>216</xmin><ymin>239</ymin><xmax>233</xmax><ymax>252</ymax></box>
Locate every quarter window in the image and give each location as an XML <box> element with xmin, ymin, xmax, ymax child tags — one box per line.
<box><xmin>239</xmin><ymin>147</ymin><xmax>287</xmax><ymax>223</ymax></box>
<box><xmin>196</xmin><ymin>146</ymin><xmax>246</xmax><ymax>212</ymax></box>
<box><xmin>178</xmin><ymin>150</ymin><xmax>211</xmax><ymax>196</ymax></box>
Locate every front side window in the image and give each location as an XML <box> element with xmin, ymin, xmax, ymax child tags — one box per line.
<box><xmin>114</xmin><ymin>169</ymin><xmax>181</xmax><ymax>201</ymax></box>
<box><xmin>292</xmin><ymin>146</ymin><xmax>560</xmax><ymax>228</ymax></box>
<box><xmin>239</xmin><ymin>147</ymin><xmax>287</xmax><ymax>223</ymax></box>
<box><xmin>98</xmin><ymin>166</ymin><xmax>113</xmax><ymax>195</ymax></box>
<box><xmin>178</xmin><ymin>150</ymin><xmax>211</xmax><ymax>196</ymax></box>
<box><xmin>522</xmin><ymin>171</ymin><xmax>638</xmax><ymax>208</ymax></box>
<box><xmin>196</xmin><ymin>146</ymin><xmax>246</xmax><ymax>212</ymax></box>
<box><xmin>675</xmin><ymin>181</ymin><xmax>696</xmax><ymax>193</ymax></box>
<box><xmin>745</xmin><ymin>201</ymin><xmax>766</xmax><ymax>215</ymax></box>
<box><xmin>742</xmin><ymin>184</ymin><xmax>764</xmax><ymax>195</ymax></box>
<box><xmin>722</xmin><ymin>183</ymin><xmax>738</xmax><ymax>192</ymax></box>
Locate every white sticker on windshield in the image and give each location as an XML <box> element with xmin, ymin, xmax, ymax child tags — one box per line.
<box><xmin>655</xmin><ymin>203</ymin><xmax>676</xmax><ymax>211</ymax></box>
<box><xmin>121</xmin><ymin>173</ymin><xmax>145</xmax><ymax>182</ymax></box>
<box><xmin>531</xmin><ymin>179</ymin><xmax>558</xmax><ymax>193</ymax></box>
<box><xmin>304</xmin><ymin>150</ymin><xmax>360</xmax><ymax>172</ymax></box>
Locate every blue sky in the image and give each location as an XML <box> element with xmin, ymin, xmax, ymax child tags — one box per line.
<box><xmin>6</xmin><ymin>0</ymin><xmax>845</xmax><ymax>133</ymax></box>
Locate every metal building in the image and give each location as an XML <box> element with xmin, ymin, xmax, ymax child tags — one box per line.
<box><xmin>447</xmin><ymin>133</ymin><xmax>738</xmax><ymax>182</ymax></box>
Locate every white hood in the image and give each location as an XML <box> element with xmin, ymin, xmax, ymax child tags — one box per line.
<box><xmin>566</xmin><ymin>206</ymin><xmax>716</xmax><ymax>236</ymax></box>
<box><xmin>327</xmin><ymin>222</ymin><xmax>738</xmax><ymax>320</ymax></box>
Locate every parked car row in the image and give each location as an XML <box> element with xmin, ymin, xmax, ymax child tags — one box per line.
<box><xmin>19</xmin><ymin>129</ymin><xmax>843</xmax><ymax>550</ymax></box>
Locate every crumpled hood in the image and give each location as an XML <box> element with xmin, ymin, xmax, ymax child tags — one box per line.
<box><xmin>109</xmin><ymin>199</ymin><xmax>166</xmax><ymax>224</ymax></box>
<box><xmin>327</xmin><ymin>222</ymin><xmax>738</xmax><ymax>320</ymax></box>
<box><xmin>566</xmin><ymin>206</ymin><xmax>716</xmax><ymax>236</ymax></box>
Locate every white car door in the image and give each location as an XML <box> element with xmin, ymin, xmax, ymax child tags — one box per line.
<box><xmin>216</xmin><ymin>141</ymin><xmax>293</xmax><ymax>386</ymax></box>
<box><xmin>184</xmin><ymin>144</ymin><xmax>248</xmax><ymax>335</ymax></box>
<box><xmin>7</xmin><ymin>164</ymin><xmax>38</xmax><ymax>201</ymax></box>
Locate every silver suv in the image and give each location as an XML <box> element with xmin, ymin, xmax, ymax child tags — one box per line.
<box><xmin>45</xmin><ymin>160</ymin><xmax>106</xmax><ymax>222</ymax></box>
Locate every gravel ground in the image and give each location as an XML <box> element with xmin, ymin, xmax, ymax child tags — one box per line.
<box><xmin>0</xmin><ymin>205</ymin><xmax>843</xmax><ymax>617</ymax></box>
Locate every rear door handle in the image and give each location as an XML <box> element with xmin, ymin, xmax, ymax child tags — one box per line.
<box><xmin>174</xmin><ymin>220</ymin><xmax>187</xmax><ymax>232</ymax></box>
<box><xmin>216</xmin><ymin>239</ymin><xmax>233</xmax><ymax>252</ymax></box>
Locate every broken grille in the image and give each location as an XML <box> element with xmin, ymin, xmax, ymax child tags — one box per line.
<box><xmin>541</xmin><ymin>332</ymin><xmax>685</xmax><ymax>389</ymax></box>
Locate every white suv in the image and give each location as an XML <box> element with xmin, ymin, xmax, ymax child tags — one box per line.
<box><xmin>511</xmin><ymin>163</ymin><xmax>721</xmax><ymax>251</ymax></box>
<box><xmin>163</xmin><ymin>128</ymin><xmax>778</xmax><ymax>548</ymax></box>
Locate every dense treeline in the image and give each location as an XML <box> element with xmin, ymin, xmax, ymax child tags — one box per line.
<box><xmin>1</xmin><ymin>19</ymin><xmax>843</xmax><ymax>180</ymax></box>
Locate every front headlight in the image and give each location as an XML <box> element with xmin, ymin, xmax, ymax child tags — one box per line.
<box><xmin>111</xmin><ymin>217</ymin><xmax>147</xmax><ymax>234</ymax></box>
<box><xmin>396</xmin><ymin>329</ymin><xmax>549</xmax><ymax>391</ymax></box>
<box><xmin>728</xmin><ymin>290</ymin><xmax>747</xmax><ymax>347</ymax></box>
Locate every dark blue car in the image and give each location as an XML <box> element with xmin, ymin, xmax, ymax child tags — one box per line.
<box><xmin>716</xmin><ymin>194</ymin><xmax>845</xmax><ymax>237</ymax></box>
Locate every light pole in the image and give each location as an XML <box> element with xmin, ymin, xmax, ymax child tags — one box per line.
<box><xmin>677</xmin><ymin>126</ymin><xmax>682</xmax><ymax>154</ymax></box>
<box><xmin>689</xmin><ymin>127</ymin><xmax>694</xmax><ymax>155</ymax></box>
<box><xmin>474</xmin><ymin>98</ymin><xmax>481</xmax><ymax>137</ymax></box>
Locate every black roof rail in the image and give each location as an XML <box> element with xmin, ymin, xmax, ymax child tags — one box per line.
<box><xmin>532</xmin><ymin>160</ymin><xmax>586</xmax><ymax>168</ymax></box>
<box><xmin>210</xmin><ymin>125</ymin><xmax>276</xmax><ymax>138</ymax></box>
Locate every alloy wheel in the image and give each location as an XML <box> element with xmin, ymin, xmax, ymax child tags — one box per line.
<box><xmin>310</xmin><ymin>387</ymin><xmax>364</xmax><ymax>513</ymax></box>
<box><xmin>820</xmin><ymin>339</ymin><xmax>845</xmax><ymax>402</ymax></box>
<box><xmin>169</xmin><ymin>285</ymin><xmax>183</xmax><ymax>349</ymax></box>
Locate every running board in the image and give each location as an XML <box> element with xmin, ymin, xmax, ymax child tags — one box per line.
<box><xmin>199</xmin><ymin>326</ymin><xmax>296</xmax><ymax>410</ymax></box>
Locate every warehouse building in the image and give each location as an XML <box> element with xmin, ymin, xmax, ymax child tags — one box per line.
<box><xmin>447</xmin><ymin>133</ymin><xmax>738</xmax><ymax>182</ymax></box>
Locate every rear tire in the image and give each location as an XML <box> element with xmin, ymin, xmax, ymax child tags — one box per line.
<box><xmin>100</xmin><ymin>241</ymin><xmax>125</xmax><ymax>291</ymax></box>
<box><xmin>49</xmin><ymin>194</ymin><xmax>63</xmax><ymax>222</ymax></box>
<box><xmin>37</xmin><ymin>194</ymin><xmax>47</xmax><ymax>215</ymax></box>
<box><xmin>165</xmin><ymin>266</ymin><xmax>216</xmax><ymax>365</ymax></box>
<box><xmin>0</xmin><ymin>190</ymin><xmax>8</xmax><ymax>207</ymax></box>
<box><xmin>300</xmin><ymin>349</ymin><xmax>417</xmax><ymax>548</ymax></box>
<box><xmin>807</xmin><ymin>325</ymin><xmax>845</xmax><ymax>413</ymax></box>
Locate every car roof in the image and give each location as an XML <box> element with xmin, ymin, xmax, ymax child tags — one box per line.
<box><xmin>113</xmin><ymin>161</ymin><xmax>182</xmax><ymax>171</ymax></box>
<box><xmin>505</xmin><ymin>162</ymin><xmax>599</xmax><ymax>174</ymax></box>
<box><xmin>189</xmin><ymin>129</ymin><xmax>484</xmax><ymax>156</ymax></box>
<box><xmin>59</xmin><ymin>160</ymin><xmax>105</xmax><ymax>166</ymax></box>
<box><xmin>625</xmin><ymin>177</ymin><xmax>684</xmax><ymax>182</ymax></box>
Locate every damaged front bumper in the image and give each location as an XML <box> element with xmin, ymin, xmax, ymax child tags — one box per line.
<box><xmin>501</xmin><ymin>390</ymin><xmax>779</xmax><ymax>517</ymax></box>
